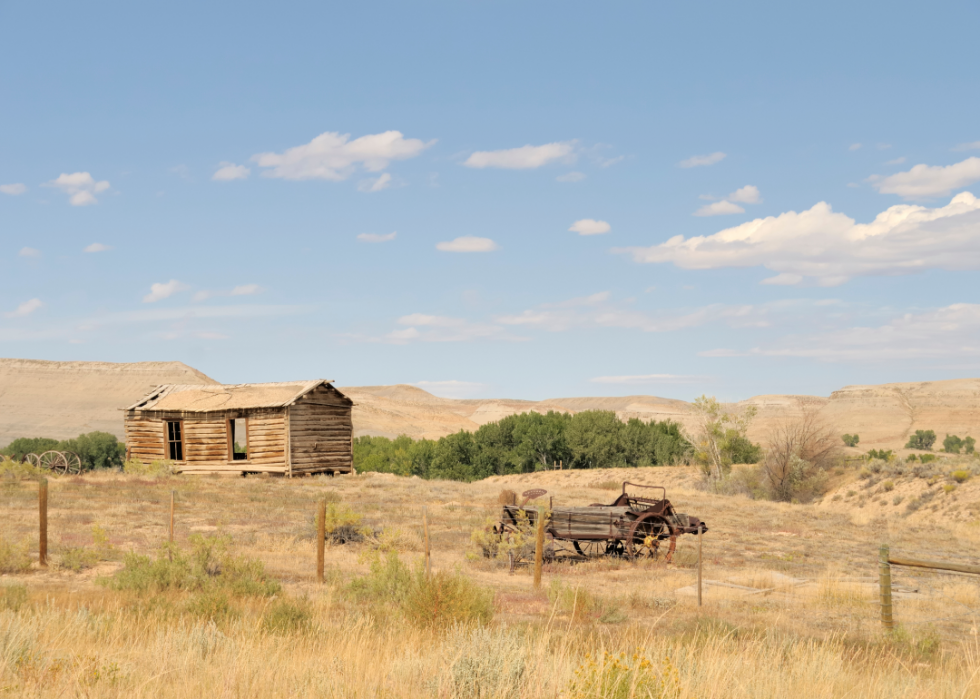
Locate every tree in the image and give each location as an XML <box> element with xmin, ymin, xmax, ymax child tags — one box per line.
<box><xmin>57</xmin><ymin>432</ymin><xmax>125</xmax><ymax>470</ymax></box>
<box><xmin>685</xmin><ymin>396</ymin><xmax>760</xmax><ymax>480</ymax></box>
<box><xmin>761</xmin><ymin>399</ymin><xmax>840</xmax><ymax>502</ymax></box>
<box><xmin>966</xmin><ymin>436</ymin><xmax>977</xmax><ymax>454</ymax></box>
<box><xmin>905</xmin><ymin>430</ymin><xmax>936</xmax><ymax>450</ymax></box>
<box><xmin>841</xmin><ymin>434</ymin><xmax>860</xmax><ymax>448</ymax></box>
<box><xmin>1</xmin><ymin>437</ymin><xmax>60</xmax><ymax>461</ymax></box>
<box><xmin>566</xmin><ymin>410</ymin><xmax>624</xmax><ymax>469</ymax></box>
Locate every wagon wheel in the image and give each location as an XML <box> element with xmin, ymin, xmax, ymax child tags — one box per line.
<box><xmin>64</xmin><ymin>452</ymin><xmax>82</xmax><ymax>475</ymax></box>
<box><xmin>573</xmin><ymin>540</ymin><xmax>602</xmax><ymax>558</ymax></box>
<box><xmin>25</xmin><ymin>453</ymin><xmax>42</xmax><ymax>467</ymax></box>
<box><xmin>626</xmin><ymin>513</ymin><xmax>676</xmax><ymax>562</ymax></box>
<box><xmin>38</xmin><ymin>450</ymin><xmax>68</xmax><ymax>475</ymax></box>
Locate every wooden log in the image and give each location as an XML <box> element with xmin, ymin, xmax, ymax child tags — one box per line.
<box><xmin>889</xmin><ymin>554</ymin><xmax>980</xmax><ymax>576</ymax></box>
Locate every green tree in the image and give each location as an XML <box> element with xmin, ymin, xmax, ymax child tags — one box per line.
<box><xmin>566</xmin><ymin>411</ymin><xmax>624</xmax><ymax>469</ymax></box>
<box><xmin>686</xmin><ymin>395</ymin><xmax>760</xmax><ymax>480</ymax></box>
<box><xmin>1</xmin><ymin>437</ymin><xmax>60</xmax><ymax>461</ymax></box>
<box><xmin>57</xmin><ymin>431</ymin><xmax>125</xmax><ymax>470</ymax></box>
<box><xmin>943</xmin><ymin>434</ymin><xmax>964</xmax><ymax>454</ymax></box>
<box><xmin>905</xmin><ymin>430</ymin><xmax>936</xmax><ymax>450</ymax></box>
<box><xmin>841</xmin><ymin>434</ymin><xmax>860</xmax><ymax>448</ymax></box>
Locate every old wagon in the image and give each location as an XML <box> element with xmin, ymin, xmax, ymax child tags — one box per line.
<box><xmin>495</xmin><ymin>482</ymin><xmax>707</xmax><ymax>562</ymax></box>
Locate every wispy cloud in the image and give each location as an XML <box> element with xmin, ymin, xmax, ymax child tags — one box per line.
<box><xmin>4</xmin><ymin>299</ymin><xmax>43</xmax><ymax>318</ymax></box>
<box><xmin>849</xmin><ymin>143</ymin><xmax>862</xmax><ymax>151</ymax></box>
<box><xmin>143</xmin><ymin>280</ymin><xmax>189</xmax><ymax>303</ymax></box>
<box><xmin>212</xmin><ymin>162</ymin><xmax>250</xmax><ymax>181</ymax></box>
<box><xmin>252</xmin><ymin>130</ymin><xmax>433</xmax><ymax>181</ymax></box>
<box><xmin>84</xmin><ymin>243</ymin><xmax>112</xmax><ymax>253</ymax></box>
<box><xmin>615</xmin><ymin>192</ymin><xmax>980</xmax><ymax>286</ymax></box>
<box><xmin>678</xmin><ymin>152</ymin><xmax>725</xmax><ymax>168</ymax></box>
<box><xmin>885</xmin><ymin>157</ymin><xmax>906</xmax><ymax>165</ymax></box>
<box><xmin>569</xmin><ymin>219</ymin><xmax>610</xmax><ymax>235</ymax></box>
<box><xmin>694</xmin><ymin>200</ymin><xmax>744</xmax><ymax>217</ymax></box>
<box><xmin>869</xmin><ymin>157</ymin><xmax>980</xmax><ymax>199</ymax></box>
<box><xmin>952</xmin><ymin>141</ymin><xmax>980</xmax><ymax>152</ymax></box>
<box><xmin>44</xmin><ymin>172</ymin><xmax>111</xmax><ymax>206</ymax></box>
<box><xmin>357</xmin><ymin>232</ymin><xmax>397</xmax><ymax>243</ymax></box>
<box><xmin>382</xmin><ymin>313</ymin><xmax>524</xmax><ymax>344</ymax></box>
<box><xmin>357</xmin><ymin>172</ymin><xmax>392</xmax><ymax>192</ymax></box>
<box><xmin>464</xmin><ymin>142</ymin><xmax>575</xmax><ymax>169</ymax></box>
<box><xmin>192</xmin><ymin>284</ymin><xmax>262</xmax><ymax>302</ymax></box>
<box><xmin>0</xmin><ymin>183</ymin><xmax>26</xmax><ymax>196</ymax></box>
<box><xmin>435</xmin><ymin>236</ymin><xmax>498</xmax><ymax>252</ymax></box>
<box><xmin>19</xmin><ymin>247</ymin><xmax>41</xmax><ymax>258</ymax></box>
<box><xmin>589</xmin><ymin>373</ymin><xmax>708</xmax><ymax>385</ymax></box>
<box><xmin>556</xmin><ymin>171</ymin><xmax>586</xmax><ymax>183</ymax></box>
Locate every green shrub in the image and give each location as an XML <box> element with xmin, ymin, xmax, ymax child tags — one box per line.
<box><xmin>905</xmin><ymin>430</ymin><xmax>937</xmax><ymax>451</ymax></box>
<box><xmin>0</xmin><ymin>437</ymin><xmax>59</xmax><ymax>462</ymax></box>
<box><xmin>943</xmin><ymin>483</ymin><xmax>957</xmax><ymax>493</ymax></box>
<box><xmin>841</xmin><ymin>434</ymin><xmax>860</xmax><ymax>448</ymax></box>
<box><xmin>105</xmin><ymin>534</ymin><xmax>280</xmax><ymax>596</ymax></box>
<box><xmin>186</xmin><ymin>590</ymin><xmax>234</xmax><ymax>620</ymax></box>
<box><xmin>0</xmin><ymin>458</ymin><xmax>44</xmax><ymax>480</ymax></box>
<box><xmin>950</xmin><ymin>470</ymin><xmax>972</xmax><ymax>483</ymax></box>
<box><xmin>262</xmin><ymin>597</ymin><xmax>313</xmax><ymax>634</ymax></box>
<box><xmin>920</xmin><ymin>454</ymin><xmax>937</xmax><ymax>464</ymax></box>
<box><xmin>0</xmin><ymin>535</ymin><xmax>32</xmax><ymax>573</ymax></box>
<box><xmin>123</xmin><ymin>458</ymin><xmax>175</xmax><ymax>476</ymax></box>
<box><xmin>906</xmin><ymin>454</ymin><xmax>918</xmax><ymax>462</ymax></box>
<box><xmin>866</xmin><ymin>449</ymin><xmax>893</xmax><ymax>461</ymax></box>
<box><xmin>882</xmin><ymin>481</ymin><xmax>895</xmax><ymax>492</ymax></box>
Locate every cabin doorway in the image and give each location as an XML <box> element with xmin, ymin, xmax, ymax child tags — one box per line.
<box><xmin>229</xmin><ymin>418</ymin><xmax>248</xmax><ymax>460</ymax></box>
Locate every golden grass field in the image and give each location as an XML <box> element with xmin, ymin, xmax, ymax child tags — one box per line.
<box><xmin>3</xmin><ymin>464</ymin><xmax>980</xmax><ymax>697</ymax></box>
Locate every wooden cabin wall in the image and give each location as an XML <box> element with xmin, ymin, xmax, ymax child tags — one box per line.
<box><xmin>124</xmin><ymin>409</ymin><xmax>288</xmax><ymax>474</ymax></box>
<box><xmin>288</xmin><ymin>385</ymin><xmax>353</xmax><ymax>474</ymax></box>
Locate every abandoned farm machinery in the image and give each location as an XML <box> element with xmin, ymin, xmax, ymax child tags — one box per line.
<box><xmin>492</xmin><ymin>482</ymin><xmax>707</xmax><ymax>563</ymax></box>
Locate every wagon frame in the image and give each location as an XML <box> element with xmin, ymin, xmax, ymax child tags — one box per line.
<box><xmin>495</xmin><ymin>481</ymin><xmax>707</xmax><ymax>563</ymax></box>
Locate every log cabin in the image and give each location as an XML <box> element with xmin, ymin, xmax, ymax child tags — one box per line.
<box><xmin>123</xmin><ymin>380</ymin><xmax>353</xmax><ymax>476</ymax></box>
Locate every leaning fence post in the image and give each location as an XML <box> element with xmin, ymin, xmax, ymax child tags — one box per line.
<box><xmin>423</xmin><ymin>506</ymin><xmax>431</xmax><ymax>578</ymax></box>
<box><xmin>38</xmin><ymin>478</ymin><xmax>48</xmax><ymax>568</ymax></box>
<box><xmin>880</xmin><ymin>544</ymin><xmax>894</xmax><ymax>630</ymax></box>
<box><xmin>533</xmin><ymin>506</ymin><xmax>545</xmax><ymax>590</ymax></box>
<box><xmin>697</xmin><ymin>524</ymin><xmax>703</xmax><ymax>607</ymax></box>
<box><xmin>316</xmin><ymin>499</ymin><xmax>326</xmax><ymax>584</ymax></box>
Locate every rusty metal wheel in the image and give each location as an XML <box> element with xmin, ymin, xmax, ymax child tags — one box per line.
<box><xmin>25</xmin><ymin>453</ymin><xmax>42</xmax><ymax>467</ymax></box>
<box><xmin>573</xmin><ymin>540</ymin><xmax>602</xmax><ymax>558</ymax></box>
<box><xmin>626</xmin><ymin>513</ymin><xmax>676</xmax><ymax>562</ymax></box>
<box><xmin>38</xmin><ymin>450</ymin><xmax>68</xmax><ymax>475</ymax></box>
<box><xmin>64</xmin><ymin>452</ymin><xmax>82</xmax><ymax>475</ymax></box>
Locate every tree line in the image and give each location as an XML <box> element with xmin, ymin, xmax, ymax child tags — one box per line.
<box><xmin>353</xmin><ymin>410</ymin><xmax>693</xmax><ymax>481</ymax></box>
<box><xmin>1</xmin><ymin>432</ymin><xmax>126</xmax><ymax>471</ymax></box>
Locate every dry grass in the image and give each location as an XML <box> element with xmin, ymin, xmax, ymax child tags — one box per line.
<box><xmin>1</xmin><ymin>466</ymin><xmax>980</xmax><ymax>696</ymax></box>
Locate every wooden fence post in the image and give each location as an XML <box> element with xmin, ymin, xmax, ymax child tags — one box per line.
<box><xmin>880</xmin><ymin>544</ymin><xmax>894</xmax><ymax>630</ymax></box>
<box><xmin>316</xmin><ymin>499</ymin><xmax>326</xmax><ymax>584</ymax></box>
<box><xmin>697</xmin><ymin>524</ymin><xmax>703</xmax><ymax>607</ymax></box>
<box><xmin>169</xmin><ymin>490</ymin><xmax>175</xmax><ymax>544</ymax></box>
<box><xmin>423</xmin><ymin>506</ymin><xmax>431</xmax><ymax>578</ymax></box>
<box><xmin>533</xmin><ymin>506</ymin><xmax>545</xmax><ymax>590</ymax></box>
<box><xmin>38</xmin><ymin>478</ymin><xmax>48</xmax><ymax>568</ymax></box>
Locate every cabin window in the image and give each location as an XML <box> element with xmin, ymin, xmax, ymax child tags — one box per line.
<box><xmin>166</xmin><ymin>421</ymin><xmax>184</xmax><ymax>461</ymax></box>
<box><xmin>229</xmin><ymin>418</ymin><xmax>248</xmax><ymax>461</ymax></box>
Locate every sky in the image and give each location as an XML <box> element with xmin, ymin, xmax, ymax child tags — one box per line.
<box><xmin>2</xmin><ymin>0</ymin><xmax>979</xmax><ymax>401</ymax></box>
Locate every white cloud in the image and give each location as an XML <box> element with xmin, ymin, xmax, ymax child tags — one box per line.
<box><xmin>702</xmin><ymin>304</ymin><xmax>980</xmax><ymax>362</ymax></box>
<box><xmin>614</xmin><ymin>192</ymin><xmax>980</xmax><ymax>286</ymax></box>
<box><xmin>886</xmin><ymin>157</ymin><xmax>907</xmax><ymax>165</ymax></box>
<box><xmin>869</xmin><ymin>157</ymin><xmax>980</xmax><ymax>199</ymax></box>
<box><xmin>849</xmin><ymin>143</ymin><xmax>862</xmax><ymax>151</ymax></box>
<box><xmin>231</xmin><ymin>284</ymin><xmax>260</xmax><ymax>296</ymax></box>
<box><xmin>952</xmin><ymin>141</ymin><xmax>980</xmax><ymax>152</ymax></box>
<box><xmin>556</xmin><ymin>171</ymin><xmax>586</xmax><ymax>182</ymax></box>
<box><xmin>252</xmin><ymin>130</ymin><xmax>433</xmax><ymax>181</ymax></box>
<box><xmin>84</xmin><ymin>243</ymin><xmax>112</xmax><ymax>253</ymax></box>
<box><xmin>5</xmin><ymin>298</ymin><xmax>43</xmax><ymax>318</ymax></box>
<box><xmin>212</xmin><ymin>162</ymin><xmax>250</xmax><ymax>181</ymax></box>
<box><xmin>569</xmin><ymin>219</ymin><xmax>611</xmax><ymax>235</ymax></box>
<box><xmin>411</xmin><ymin>380</ymin><xmax>486</xmax><ymax>398</ymax></box>
<box><xmin>589</xmin><ymin>373</ymin><xmax>707</xmax><ymax>385</ymax></box>
<box><xmin>728</xmin><ymin>185</ymin><xmax>761</xmax><ymax>204</ymax></box>
<box><xmin>760</xmin><ymin>273</ymin><xmax>803</xmax><ymax>286</ymax></box>
<box><xmin>19</xmin><ymin>247</ymin><xmax>41</xmax><ymax>258</ymax></box>
<box><xmin>382</xmin><ymin>314</ymin><xmax>522</xmax><ymax>344</ymax></box>
<box><xmin>357</xmin><ymin>232</ymin><xmax>397</xmax><ymax>243</ymax></box>
<box><xmin>435</xmin><ymin>236</ymin><xmax>498</xmax><ymax>252</ymax></box>
<box><xmin>357</xmin><ymin>172</ymin><xmax>391</xmax><ymax>192</ymax></box>
<box><xmin>694</xmin><ymin>200</ymin><xmax>745</xmax><ymax>217</ymax></box>
<box><xmin>0</xmin><ymin>183</ymin><xmax>26</xmax><ymax>196</ymax></box>
<box><xmin>877</xmin><ymin>143</ymin><xmax>892</xmax><ymax>150</ymax></box>
<box><xmin>44</xmin><ymin>172</ymin><xmax>110</xmax><ymax>206</ymax></box>
<box><xmin>678</xmin><ymin>152</ymin><xmax>726</xmax><ymax>168</ymax></box>
<box><xmin>143</xmin><ymin>280</ymin><xmax>188</xmax><ymax>303</ymax></box>
<box><xmin>464</xmin><ymin>142</ymin><xmax>575</xmax><ymax>169</ymax></box>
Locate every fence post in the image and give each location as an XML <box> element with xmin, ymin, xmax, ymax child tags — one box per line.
<box><xmin>423</xmin><ymin>506</ymin><xmax>431</xmax><ymax>578</ymax></box>
<box><xmin>38</xmin><ymin>478</ymin><xmax>48</xmax><ymax>568</ymax></box>
<box><xmin>879</xmin><ymin>544</ymin><xmax>894</xmax><ymax>630</ymax></box>
<box><xmin>316</xmin><ymin>499</ymin><xmax>326</xmax><ymax>584</ymax></box>
<box><xmin>169</xmin><ymin>490</ymin><xmax>175</xmax><ymax>544</ymax></box>
<box><xmin>697</xmin><ymin>524</ymin><xmax>703</xmax><ymax>607</ymax></box>
<box><xmin>533</xmin><ymin>506</ymin><xmax>545</xmax><ymax>590</ymax></box>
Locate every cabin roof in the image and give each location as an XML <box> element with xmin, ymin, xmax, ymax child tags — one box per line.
<box><xmin>125</xmin><ymin>380</ymin><xmax>345</xmax><ymax>412</ymax></box>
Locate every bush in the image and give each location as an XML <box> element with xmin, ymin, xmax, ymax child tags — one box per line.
<box><xmin>445</xmin><ymin>625</ymin><xmax>526</xmax><ymax>698</ymax></box>
<box><xmin>882</xmin><ymin>480</ymin><xmax>895</xmax><ymax>492</ymax></box>
<box><xmin>123</xmin><ymin>458</ymin><xmax>175</xmax><ymax>476</ymax></box>
<box><xmin>0</xmin><ymin>457</ymin><xmax>44</xmax><ymax>480</ymax></box>
<box><xmin>262</xmin><ymin>597</ymin><xmax>312</xmax><ymax>634</ymax></box>
<box><xmin>866</xmin><ymin>449</ymin><xmax>893</xmax><ymax>461</ymax></box>
<box><xmin>920</xmin><ymin>453</ymin><xmax>937</xmax><ymax>464</ymax></box>
<box><xmin>568</xmin><ymin>651</ymin><xmax>681</xmax><ymax>699</ymax></box>
<box><xmin>841</xmin><ymin>434</ymin><xmax>860</xmax><ymax>448</ymax></box>
<box><xmin>0</xmin><ymin>535</ymin><xmax>32</xmax><ymax>573</ymax></box>
<box><xmin>105</xmin><ymin>533</ymin><xmax>280</xmax><ymax>596</ymax></box>
<box><xmin>905</xmin><ymin>430</ymin><xmax>937</xmax><ymax>451</ymax></box>
<box><xmin>0</xmin><ymin>437</ymin><xmax>59</xmax><ymax>461</ymax></box>
<box><xmin>760</xmin><ymin>401</ymin><xmax>839</xmax><ymax>502</ymax></box>
<box><xmin>943</xmin><ymin>435</ymin><xmax>976</xmax><ymax>454</ymax></box>
<box><xmin>950</xmin><ymin>470</ymin><xmax>972</xmax><ymax>483</ymax></box>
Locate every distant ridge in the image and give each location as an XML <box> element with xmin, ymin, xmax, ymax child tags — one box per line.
<box><xmin>0</xmin><ymin>358</ymin><xmax>218</xmax><ymax>444</ymax></box>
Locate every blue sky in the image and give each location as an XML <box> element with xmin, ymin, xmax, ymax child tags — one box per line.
<box><xmin>2</xmin><ymin>0</ymin><xmax>980</xmax><ymax>401</ymax></box>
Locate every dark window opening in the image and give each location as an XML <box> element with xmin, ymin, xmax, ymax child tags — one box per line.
<box><xmin>167</xmin><ymin>421</ymin><xmax>184</xmax><ymax>461</ymax></box>
<box><xmin>230</xmin><ymin>418</ymin><xmax>248</xmax><ymax>461</ymax></box>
